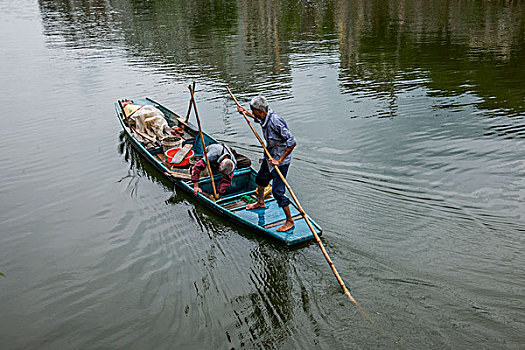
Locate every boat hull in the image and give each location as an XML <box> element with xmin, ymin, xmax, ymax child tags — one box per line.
<box><xmin>115</xmin><ymin>98</ymin><xmax>322</xmax><ymax>245</ymax></box>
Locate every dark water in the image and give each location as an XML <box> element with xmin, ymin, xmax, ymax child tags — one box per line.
<box><xmin>1</xmin><ymin>0</ymin><xmax>524</xmax><ymax>348</ymax></box>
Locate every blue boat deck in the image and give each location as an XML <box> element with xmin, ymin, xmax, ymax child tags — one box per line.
<box><xmin>233</xmin><ymin>199</ymin><xmax>320</xmax><ymax>244</ymax></box>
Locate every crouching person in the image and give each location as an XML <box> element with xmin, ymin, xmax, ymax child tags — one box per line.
<box><xmin>191</xmin><ymin>143</ymin><xmax>237</xmax><ymax>199</ymax></box>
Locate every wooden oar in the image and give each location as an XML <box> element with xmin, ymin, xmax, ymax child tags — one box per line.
<box><xmin>189</xmin><ymin>84</ymin><xmax>218</xmax><ymax>200</ymax></box>
<box><xmin>226</xmin><ymin>86</ymin><xmax>372</xmax><ymax>321</ymax></box>
<box><xmin>185</xmin><ymin>81</ymin><xmax>196</xmax><ymax>123</ymax></box>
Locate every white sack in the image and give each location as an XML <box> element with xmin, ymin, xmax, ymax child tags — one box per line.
<box><xmin>130</xmin><ymin>105</ymin><xmax>170</xmax><ymax>142</ymax></box>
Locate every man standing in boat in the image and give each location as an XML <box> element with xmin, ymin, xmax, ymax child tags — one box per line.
<box><xmin>237</xmin><ymin>96</ymin><xmax>297</xmax><ymax>232</ymax></box>
<box><xmin>192</xmin><ymin>143</ymin><xmax>236</xmax><ymax>199</ymax></box>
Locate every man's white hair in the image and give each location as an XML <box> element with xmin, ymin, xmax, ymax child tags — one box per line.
<box><xmin>250</xmin><ymin>96</ymin><xmax>268</xmax><ymax>112</ymax></box>
<box><xmin>219</xmin><ymin>158</ymin><xmax>235</xmax><ymax>175</ymax></box>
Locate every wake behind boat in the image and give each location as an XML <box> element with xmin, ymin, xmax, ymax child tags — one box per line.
<box><xmin>115</xmin><ymin>97</ymin><xmax>322</xmax><ymax>245</ymax></box>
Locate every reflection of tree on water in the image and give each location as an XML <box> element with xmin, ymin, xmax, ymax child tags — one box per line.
<box><xmin>336</xmin><ymin>0</ymin><xmax>525</xmax><ymax>115</ymax></box>
<box><xmin>39</xmin><ymin>0</ymin><xmax>525</xmax><ymax>116</ymax></box>
<box><xmin>38</xmin><ymin>0</ymin><xmax>117</xmax><ymax>50</ymax></box>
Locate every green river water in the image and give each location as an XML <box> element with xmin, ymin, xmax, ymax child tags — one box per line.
<box><xmin>0</xmin><ymin>0</ymin><xmax>524</xmax><ymax>348</ymax></box>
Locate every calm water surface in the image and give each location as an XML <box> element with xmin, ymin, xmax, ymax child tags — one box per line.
<box><xmin>1</xmin><ymin>0</ymin><xmax>524</xmax><ymax>348</ymax></box>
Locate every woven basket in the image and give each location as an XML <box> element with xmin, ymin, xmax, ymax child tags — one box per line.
<box><xmin>161</xmin><ymin>136</ymin><xmax>182</xmax><ymax>153</ymax></box>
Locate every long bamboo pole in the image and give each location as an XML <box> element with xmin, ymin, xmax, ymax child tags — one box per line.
<box><xmin>189</xmin><ymin>84</ymin><xmax>218</xmax><ymax>200</ymax></box>
<box><xmin>226</xmin><ymin>86</ymin><xmax>372</xmax><ymax>320</ymax></box>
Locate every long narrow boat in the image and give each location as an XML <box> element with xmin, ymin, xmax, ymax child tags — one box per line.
<box><xmin>114</xmin><ymin>97</ymin><xmax>322</xmax><ymax>245</ymax></box>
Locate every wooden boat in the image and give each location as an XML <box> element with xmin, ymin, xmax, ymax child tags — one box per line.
<box><xmin>114</xmin><ymin>97</ymin><xmax>322</xmax><ymax>245</ymax></box>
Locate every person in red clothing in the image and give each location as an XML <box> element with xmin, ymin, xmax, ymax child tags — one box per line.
<box><xmin>191</xmin><ymin>143</ymin><xmax>236</xmax><ymax>199</ymax></box>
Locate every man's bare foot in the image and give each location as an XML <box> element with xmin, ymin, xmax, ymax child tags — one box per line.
<box><xmin>276</xmin><ymin>220</ymin><xmax>294</xmax><ymax>232</ymax></box>
<box><xmin>246</xmin><ymin>202</ymin><xmax>265</xmax><ymax>210</ymax></box>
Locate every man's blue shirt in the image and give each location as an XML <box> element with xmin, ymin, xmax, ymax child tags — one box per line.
<box><xmin>255</xmin><ymin>109</ymin><xmax>296</xmax><ymax>169</ymax></box>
